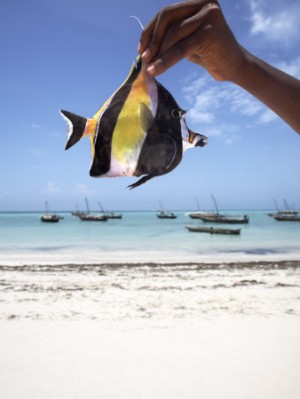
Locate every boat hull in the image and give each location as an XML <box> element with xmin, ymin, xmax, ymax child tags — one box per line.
<box><xmin>186</xmin><ymin>225</ymin><xmax>241</xmax><ymax>235</ymax></box>
<box><xmin>40</xmin><ymin>215</ymin><xmax>61</xmax><ymax>223</ymax></box>
<box><xmin>199</xmin><ymin>215</ymin><xmax>249</xmax><ymax>224</ymax></box>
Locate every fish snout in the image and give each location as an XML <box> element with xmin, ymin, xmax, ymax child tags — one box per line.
<box><xmin>195</xmin><ymin>134</ymin><xmax>208</xmax><ymax>147</ymax></box>
<box><xmin>189</xmin><ymin>129</ymin><xmax>208</xmax><ymax>147</ymax></box>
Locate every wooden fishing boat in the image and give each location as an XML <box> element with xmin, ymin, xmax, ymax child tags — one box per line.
<box><xmin>188</xmin><ymin>197</ymin><xmax>215</xmax><ymax>219</ymax></box>
<box><xmin>189</xmin><ymin>212</ymin><xmax>216</xmax><ymax>219</ymax></box>
<box><xmin>193</xmin><ymin>195</ymin><xmax>249</xmax><ymax>224</ymax></box>
<box><xmin>78</xmin><ymin>198</ymin><xmax>108</xmax><ymax>221</ymax></box>
<box><xmin>268</xmin><ymin>199</ymin><xmax>298</xmax><ymax>217</ymax></box>
<box><xmin>71</xmin><ymin>204</ymin><xmax>85</xmax><ymax>218</ymax></box>
<box><xmin>156</xmin><ymin>201</ymin><xmax>177</xmax><ymax>219</ymax></box>
<box><xmin>40</xmin><ymin>201</ymin><xmax>63</xmax><ymax>223</ymax></box>
<box><xmin>157</xmin><ymin>211</ymin><xmax>177</xmax><ymax>219</ymax></box>
<box><xmin>71</xmin><ymin>211</ymin><xmax>85</xmax><ymax>217</ymax></box>
<box><xmin>272</xmin><ymin>214</ymin><xmax>300</xmax><ymax>221</ymax></box>
<box><xmin>186</xmin><ymin>225</ymin><xmax>241</xmax><ymax>235</ymax></box>
<box><xmin>199</xmin><ymin>214</ymin><xmax>249</xmax><ymax>224</ymax></box>
<box><xmin>40</xmin><ymin>214</ymin><xmax>62</xmax><ymax>223</ymax></box>
<box><xmin>98</xmin><ymin>202</ymin><xmax>122</xmax><ymax>219</ymax></box>
<box><xmin>78</xmin><ymin>214</ymin><xmax>108</xmax><ymax>221</ymax></box>
<box><xmin>105</xmin><ymin>212</ymin><xmax>122</xmax><ymax>219</ymax></box>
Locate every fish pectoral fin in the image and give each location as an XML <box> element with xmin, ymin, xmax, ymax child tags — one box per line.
<box><xmin>154</xmin><ymin>136</ymin><xmax>177</xmax><ymax>171</ymax></box>
<box><xmin>140</xmin><ymin>102</ymin><xmax>154</xmax><ymax>132</ymax></box>
<box><xmin>136</xmin><ymin>134</ymin><xmax>178</xmax><ymax>177</ymax></box>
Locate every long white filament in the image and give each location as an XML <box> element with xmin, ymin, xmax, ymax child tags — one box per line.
<box><xmin>130</xmin><ymin>15</ymin><xmax>144</xmax><ymax>30</ymax></box>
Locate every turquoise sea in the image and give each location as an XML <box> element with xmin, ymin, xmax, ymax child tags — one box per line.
<box><xmin>0</xmin><ymin>211</ymin><xmax>299</xmax><ymax>265</ymax></box>
<box><xmin>1</xmin><ymin>210</ymin><xmax>300</xmax><ymax>321</ymax></box>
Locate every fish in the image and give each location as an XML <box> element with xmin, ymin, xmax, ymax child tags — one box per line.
<box><xmin>60</xmin><ymin>57</ymin><xmax>207</xmax><ymax>189</ymax></box>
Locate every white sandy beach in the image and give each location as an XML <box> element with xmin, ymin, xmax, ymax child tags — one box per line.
<box><xmin>1</xmin><ymin>317</ymin><xmax>300</xmax><ymax>399</ymax></box>
<box><xmin>1</xmin><ymin>261</ymin><xmax>300</xmax><ymax>398</ymax></box>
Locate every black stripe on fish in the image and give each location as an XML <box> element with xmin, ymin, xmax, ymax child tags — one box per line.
<box><xmin>130</xmin><ymin>82</ymin><xmax>182</xmax><ymax>189</ymax></box>
<box><xmin>90</xmin><ymin>59</ymin><xmax>143</xmax><ymax>177</ymax></box>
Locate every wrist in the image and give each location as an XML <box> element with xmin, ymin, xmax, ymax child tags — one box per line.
<box><xmin>228</xmin><ymin>46</ymin><xmax>255</xmax><ymax>86</ymax></box>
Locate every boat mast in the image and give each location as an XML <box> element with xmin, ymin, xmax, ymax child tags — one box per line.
<box><xmin>211</xmin><ymin>194</ymin><xmax>220</xmax><ymax>215</ymax></box>
<box><xmin>45</xmin><ymin>200</ymin><xmax>50</xmax><ymax>215</ymax></box>
<box><xmin>85</xmin><ymin>197</ymin><xmax>90</xmax><ymax>214</ymax></box>
<box><xmin>159</xmin><ymin>201</ymin><xmax>164</xmax><ymax>211</ymax></box>
<box><xmin>98</xmin><ymin>201</ymin><xmax>105</xmax><ymax>215</ymax></box>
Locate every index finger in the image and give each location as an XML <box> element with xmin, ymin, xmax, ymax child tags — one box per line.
<box><xmin>138</xmin><ymin>1</ymin><xmax>219</xmax><ymax>63</ymax></box>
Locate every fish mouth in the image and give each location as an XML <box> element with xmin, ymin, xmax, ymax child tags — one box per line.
<box><xmin>189</xmin><ymin>130</ymin><xmax>208</xmax><ymax>147</ymax></box>
<box><xmin>196</xmin><ymin>135</ymin><xmax>208</xmax><ymax>147</ymax></box>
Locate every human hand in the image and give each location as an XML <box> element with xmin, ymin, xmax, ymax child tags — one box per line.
<box><xmin>138</xmin><ymin>0</ymin><xmax>247</xmax><ymax>82</ymax></box>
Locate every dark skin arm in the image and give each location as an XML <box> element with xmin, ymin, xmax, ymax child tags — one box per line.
<box><xmin>138</xmin><ymin>0</ymin><xmax>300</xmax><ymax>134</ymax></box>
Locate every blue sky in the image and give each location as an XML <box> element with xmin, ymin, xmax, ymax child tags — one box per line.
<box><xmin>0</xmin><ymin>0</ymin><xmax>299</xmax><ymax>212</ymax></box>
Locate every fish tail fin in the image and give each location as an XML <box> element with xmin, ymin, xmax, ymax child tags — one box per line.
<box><xmin>60</xmin><ymin>110</ymin><xmax>97</xmax><ymax>150</ymax></box>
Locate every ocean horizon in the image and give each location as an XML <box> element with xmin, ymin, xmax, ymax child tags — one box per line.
<box><xmin>0</xmin><ymin>210</ymin><xmax>299</xmax><ymax>265</ymax></box>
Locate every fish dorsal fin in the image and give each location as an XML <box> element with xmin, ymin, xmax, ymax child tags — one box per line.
<box><xmin>93</xmin><ymin>57</ymin><xmax>142</xmax><ymax>121</ymax></box>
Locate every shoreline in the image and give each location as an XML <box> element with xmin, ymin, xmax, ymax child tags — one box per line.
<box><xmin>1</xmin><ymin>258</ymin><xmax>300</xmax><ymax>269</ymax></box>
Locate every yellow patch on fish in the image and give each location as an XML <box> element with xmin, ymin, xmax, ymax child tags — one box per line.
<box><xmin>112</xmin><ymin>69</ymin><xmax>150</xmax><ymax>163</ymax></box>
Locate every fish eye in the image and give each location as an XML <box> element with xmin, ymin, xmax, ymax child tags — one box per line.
<box><xmin>170</xmin><ymin>109</ymin><xmax>183</xmax><ymax>119</ymax></box>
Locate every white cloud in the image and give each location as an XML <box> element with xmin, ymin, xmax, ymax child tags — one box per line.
<box><xmin>181</xmin><ymin>63</ymin><xmax>295</xmax><ymax>140</ymax></box>
<box><xmin>228</xmin><ymin>88</ymin><xmax>263</xmax><ymax>117</ymax></box>
<box><xmin>188</xmin><ymin>108</ymin><xmax>214</xmax><ymax>124</ymax></box>
<box><xmin>249</xmin><ymin>0</ymin><xmax>300</xmax><ymax>44</ymax></box>
<box><xmin>43</xmin><ymin>182</ymin><xmax>61</xmax><ymax>196</ymax></box>
<box><xmin>183</xmin><ymin>77</ymin><xmax>266</xmax><ymax>127</ymax></box>
<box><xmin>259</xmin><ymin>109</ymin><xmax>278</xmax><ymax>124</ymax></box>
<box><xmin>31</xmin><ymin>122</ymin><xmax>43</xmax><ymax>129</ymax></box>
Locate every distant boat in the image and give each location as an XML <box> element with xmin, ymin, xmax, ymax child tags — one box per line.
<box><xmin>71</xmin><ymin>203</ymin><xmax>85</xmax><ymax>218</ymax></box>
<box><xmin>78</xmin><ymin>198</ymin><xmax>108</xmax><ymax>221</ymax></box>
<box><xmin>71</xmin><ymin>211</ymin><xmax>85</xmax><ymax>217</ymax></box>
<box><xmin>79</xmin><ymin>213</ymin><xmax>108</xmax><ymax>221</ymax></box>
<box><xmin>156</xmin><ymin>201</ymin><xmax>177</xmax><ymax>219</ymax></box>
<box><xmin>268</xmin><ymin>199</ymin><xmax>298</xmax><ymax>218</ymax></box>
<box><xmin>98</xmin><ymin>202</ymin><xmax>122</xmax><ymax>219</ymax></box>
<box><xmin>104</xmin><ymin>212</ymin><xmax>122</xmax><ymax>219</ymax></box>
<box><xmin>188</xmin><ymin>197</ymin><xmax>216</xmax><ymax>219</ymax></box>
<box><xmin>199</xmin><ymin>214</ymin><xmax>249</xmax><ymax>224</ymax></box>
<box><xmin>191</xmin><ymin>195</ymin><xmax>249</xmax><ymax>224</ymax></box>
<box><xmin>272</xmin><ymin>214</ymin><xmax>300</xmax><ymax>222</ymax></box>
<box><xmin>40</xmin><ymin>201</ymin><xmax>63</xmax><ymax>223</ymax></box>
<box><xmin>186</xmin><ymin>225</ymin><xmax>241</xmax><ymax>235</ymax></box>
<box><xmin>157</xmin><ymin>210</ymin><xmax>177</xmax><ymax>219</ymax></box>
<box><xmin>189</xmin><ymin>212</ymin><xmax>216</xmax><ymax>219</ymax></box>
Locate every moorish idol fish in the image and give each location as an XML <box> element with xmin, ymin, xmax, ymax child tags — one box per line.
<box><xmin>60</xmin><ymin>57</ymin><xmax>207</xmax><ymax>189</ymax></box>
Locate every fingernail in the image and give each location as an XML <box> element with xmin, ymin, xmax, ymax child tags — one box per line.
<box><xmin>147</xmin><ymin>65</ymin><xmax>156</xmax><ymax>76</ymax></box>
<box><xmin>142</xmin><ymin>48</ymin><xmax>150</xmax><ymax>60</ymax></box>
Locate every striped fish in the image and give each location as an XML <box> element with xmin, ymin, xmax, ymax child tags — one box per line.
<box><xmin>60</xmin><ymin>57</ymin><xmax>207</xmax><ymax>189</ymax></box>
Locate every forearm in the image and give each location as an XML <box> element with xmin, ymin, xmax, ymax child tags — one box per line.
<box><xmin>139</xmin><ymin>0</ymin><xmax>300</xmax><ymax>134</ymax></box>
<box><xmin>233</xmin><ymin>50</ymin><xmax>300</xmax><ymax>134</ymax></box>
